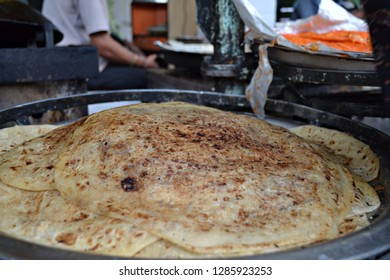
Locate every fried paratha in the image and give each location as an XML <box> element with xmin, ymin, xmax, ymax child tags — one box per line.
<box><xmin>53</xmin><ymin>102</ymin><xmax>362</xmax><ymax>255</ymax></box>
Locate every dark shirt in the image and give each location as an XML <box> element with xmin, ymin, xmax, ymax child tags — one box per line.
<box><xmin>363</xmin><ymin>0</ymin><xmax>390</xmax><ymax>96</ymax></box>
<box><xmin>291</xmin><ymin>0</ymin><xmax>345</xmax><ymax>20</ymax></box>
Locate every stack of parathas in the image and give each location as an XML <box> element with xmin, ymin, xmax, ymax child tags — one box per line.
<box><xmin>0</xmin><ymin>102</ymin><xmax>380</xmax><ymax>258</ymax></box>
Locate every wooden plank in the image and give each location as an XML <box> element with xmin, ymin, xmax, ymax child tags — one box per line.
<box><xmin>168</xmin><ymin>0</ymin><xmax>197</xmax><ymax>40</ymax></box>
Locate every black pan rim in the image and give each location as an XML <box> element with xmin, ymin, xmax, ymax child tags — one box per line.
<box><xmin>0</xmin><ymin>89</ymin><xmax>389</xmax><ymax>260</ymax></box>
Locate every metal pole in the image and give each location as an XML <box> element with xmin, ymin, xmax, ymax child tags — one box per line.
<box><xmin>196</xmin><ymin>0</ymin><xmax>250</xmax><ymax>94</ymax></box>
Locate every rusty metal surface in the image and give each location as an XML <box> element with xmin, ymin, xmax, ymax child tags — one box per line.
<box><xmin>264</xmin><ymin>45</ymin><xmax>384</xmax><ymax>117</ymax></box>
<box><xmin>0</xmin><ymin>89</ymin><xmax>389</xmax><ymax>259</ymax></box>
<box><xmin>266</xmin><ymin>45</ymin><xmax>380</xmax><ymax>86</ymax></box>
<box><xmin>271</xmin><ymin>62</ymin><xmax>380</xmax><ymax>86</ymax></box>
<box><xmin>268</xmin><ymin>45</ymin><xmax>376</xmax><ymax>71</ymax></box>
<box><xmin>196</xmin><ymin>0</ymin><xmax>248</xmax><ymax>94</ymax></box>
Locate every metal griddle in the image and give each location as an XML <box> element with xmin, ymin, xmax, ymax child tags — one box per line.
<box><xmin>0</xmin><ymin>89</ymin><xmax>389</xmax><ymax>260</ymax></box>
<box><xmin>264</xmin><ymin>45</ymin><xmax>387</xmax><ymax>118</ymax></box>
<box><xmin>267</xmin><ymin>45</ymin><xmax>380</xmax><ymax>86</ymax></box>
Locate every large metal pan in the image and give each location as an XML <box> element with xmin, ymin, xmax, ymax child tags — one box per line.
<box><xmin>267</xmin><ymin>45</ymin><xmax>376</xmax><ymax>72</ymax></box>
<box><xmin>0</xmin><ymin>89</ymin><xmax>389</xmax><ymax>259</ymax></box>
<box><xmin>154</xmin><ymin>41</ymin><xmax>212</xmax><ymax>75</ymax></box>
<box><xmin>266</xmin><ymin>45</ymin><xmax>380</xmax><ymax>86</ymax></box>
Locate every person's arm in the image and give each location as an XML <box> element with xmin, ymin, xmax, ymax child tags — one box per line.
<box><xmin>90</xmin><ymin>31</ymin><xmax>158</xmax><ymax>69</ymax></box>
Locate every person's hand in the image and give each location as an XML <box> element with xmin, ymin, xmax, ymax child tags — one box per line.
<box><xmin>142</xmin><ymin>54</ymin><xmax>159</xmax><ymax>69</ymax></box>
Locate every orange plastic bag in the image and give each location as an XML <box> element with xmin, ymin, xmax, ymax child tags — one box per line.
<box><xmin>282</xmin><ymin>31</ymin><xmax>372</xmax><ymax>53</ymax></box>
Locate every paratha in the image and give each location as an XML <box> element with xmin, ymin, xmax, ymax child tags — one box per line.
<box><xmin>290</xmin><ymin>125</ymin><xmax>379</xmax><ymax>181</ymax></box>
<box><xmin>0</xmin><ymin>125</ymin><xmax>158</xmax><ymax>257</ymax></box>
<box><xmin>337</xmin><ymin>174</ymin><xmax>381</xmax><ymax>235</ymax></box>
<box><xmin>0</xmin><ymin>182</ymin><xmax>158</xmax><ymax>256</ymax></box>
<box><xmin>0</xmin><ymin>124</ymin><xmax>58</xmax><ymax>153</ymax></box>
<box><xmin>52</xmin><ymin>102</ymin><xmax>365</xmax><ymax>255</ymax></box>
<box><xmin>136</xmin><ymin>172</ymin><xmax>381</xmax><ymax>257</ymax></box>
<box><xmin>135</xmin><ymin>239</ymin><xmax>201</xmax><ymax>259</ymax></box>
<box><xmin>0</xmin><ymin>118</ymin><xmax>86</xmax><ymax>191</ymax></box>
<box><xmin>0</xmin><ymin>102</ymin><xmax>381</xmax><ymax>257</ymax></box>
